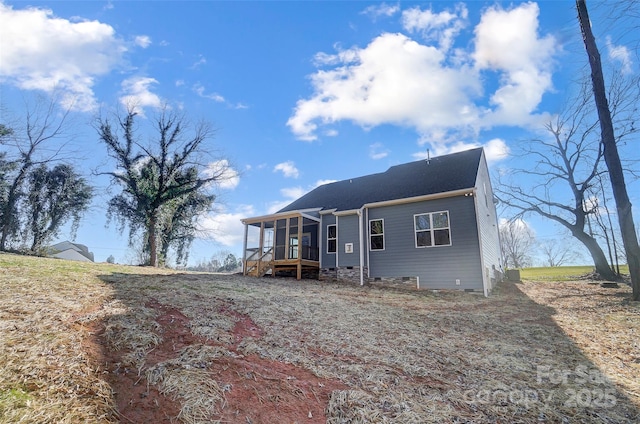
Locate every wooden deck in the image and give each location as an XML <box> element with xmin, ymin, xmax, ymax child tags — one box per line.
<box><xmin>245</xmin><ymin>258</ymin><xmax>319</xmax><ymax>279</ymax></box>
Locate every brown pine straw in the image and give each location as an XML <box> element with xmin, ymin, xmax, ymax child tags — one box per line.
<box><xmin>0</xmin><ymin>253</ymin><xmax>638</xmax><ymax>423</ymax></box>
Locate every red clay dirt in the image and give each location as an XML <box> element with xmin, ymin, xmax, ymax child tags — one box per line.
<box><xmin>90</xmin><ymin>300</ymin><xmax>347</xmax><ymax>423</ymax></box>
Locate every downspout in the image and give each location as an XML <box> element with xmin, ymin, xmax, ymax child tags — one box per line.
<box><xmin>318</xmin><ymin>220</ymin><xmax>323</xmax><ymax>269</ymax></box>
<box><xmin>365</xmin><ymin>208</ymin><xmax>370</xmax><ymax>279</ymax></box>
<box><xmin>473</xmin><ymin>190</ymin><xmax>489</xmax><ymax>297</ymax></box>
<box><xmin>335</xmin><ymin>215</ymin><xmax>339</xmax><ymax>269</ymax></box>
<box><xmin>357</xmin><ymin>208</ymin><xmax>365</xmax><ymax>286</ymax></box>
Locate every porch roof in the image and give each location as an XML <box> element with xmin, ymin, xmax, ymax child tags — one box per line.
<box><xmin>241</xmin><ymin>208</ymin><xmax>321</xmax><ymax>227</ymax></box>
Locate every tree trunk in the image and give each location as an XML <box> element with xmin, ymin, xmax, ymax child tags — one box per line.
<box><xmin>577</xmin><ymin>0</ymin><xmax>640</xmax><ymax>300</ymax></box>
<box><xmin>0</xmin><ymin>180</ymin><xmax>20</xmax><ymax>250</ymax></box>
<box><xmin>572</xmin><ymin>229</ymin><xmax>618</xmax><ymax>280</ymax></box>
<box><xmin>148</xmin><ymin>213</ymin><xmax>158</xmax><ymax>267</ymax></box>
<box><xmin>0</xmin><ymin>164</ymin><xmax>29</xmax><ymax>250</ymax></box>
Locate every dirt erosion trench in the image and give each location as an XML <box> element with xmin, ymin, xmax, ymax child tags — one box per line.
<box><xmin>94</xmin><ymin>298</ymin><xmax>347</xmax><ymax>423</ymax></box>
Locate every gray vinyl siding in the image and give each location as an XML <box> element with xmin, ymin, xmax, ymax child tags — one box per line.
<box><xmin>336</xmin><ymin>214</ymin><xmax>360</xmax><ymax>267</ymax></box>
<box><xmin>474</xmin><ymin>153</ymin><xmax>502</xmax><ymax>290</ymax></box>
<box><xmin>367</xmin><ymin>196</ymin><xmax>483</xmax><ymax>290</ymax></box>
<box><xmin>321</xmin><ymin>214</ymin><xmax>336</xmax><ymax>268</ymax></box>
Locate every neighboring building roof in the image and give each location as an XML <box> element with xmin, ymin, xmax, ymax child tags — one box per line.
<box><xmin>278</xmin><ymin>148</ymin><xmax>483</xmax><ymax>213</ymax></box>
<box><xmin>47</xmin><ymin>241</ymin><xmax>94</xmax><ymax>262</ymax></box>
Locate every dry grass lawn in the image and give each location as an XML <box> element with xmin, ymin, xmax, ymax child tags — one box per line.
<box><xmin>0</xmin><ymin>253</ymin><xmax>638</xmax><ymax>423</ymax></box>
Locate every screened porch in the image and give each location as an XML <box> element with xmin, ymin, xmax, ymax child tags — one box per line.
<box><xmin>241</xmin><ymin>211</ymin><xmax>320</xmax><ymax>280</ymax></box>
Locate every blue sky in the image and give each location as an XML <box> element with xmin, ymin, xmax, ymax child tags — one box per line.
<box><xmin>1</xmin><ymin>1</ymin><xmax>638</xmax><ymax>265</ymax></box>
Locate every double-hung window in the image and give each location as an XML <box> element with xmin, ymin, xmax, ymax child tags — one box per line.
<box><xmin>414</xmin><ymin>211</ymin><xmax>451</xmax><ymax>247</ymax></box>
<box><xmin>327</xmin><ymin>224</ymin><xmax>337</xmax><ymax>253</ymax></box>
<box><xmin>369</xmin><ymin>219</ymin><xmax>384</xmax><ymax>251</ymax></box>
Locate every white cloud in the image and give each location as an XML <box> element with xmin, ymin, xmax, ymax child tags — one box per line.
<box><xmin>134</xmin><ymin>35</ymin><xmax>151</xmax><ymax>48</ymax></box>
<box><xmin>499</xmin><ymin>217</ymin><xmax>536</xmax><ymax>236</ymax></box>
<box><xmin>288</xmin><ymin>3</ymin><xmax>557</xmax><ymax>153</ymax></box>
<box><xmin>369</xmin><ymin>142</ymin><xmax>389</xmax><ymax>160</ymax></box>
<box><xmin>287</xmin><ymin>32</ymin><xmax>481</xmax><ymax>142</ymax></box>
<box><xmin>606</xmin><ymin>36</ymin><xmax>632</xmax><ymax>74</ymax></box>
<box><xmin>280</xmin><ymin>186</ymin><xmax>306</xmax><ymax>200</ymax></box>
<box><xmin>190</xmin><ymin>55</ymin><xmax>207</xmax><ymax>70</ymax></box>
<box><xmin>119</xmin><ymin>76</ymin><xmax>162</xmax><ymax>115</ymax></box>
<box><xmin>267</xmin><ymin>187</ymin><xmax>302</xmax><ymax>214</ymax></box>
<box><xmin>203</xmin><ymin>160</ymin><xmax>240</xmax><ymax>190</ymax></box>
<box><xmin>324</xmin><ymin>129</ymin><xmax>339</xmax><ymax>137</ymax></box>
<box><xmin>584</xmin><ymin>196</ymin><xmax>613</xmax><ymax>218</ymax></box>
<box><xmin>193</xmin><ymin>83</ymin><xmax>225</xmax><ymax>102</ymax></box>
<box><xmin>274</xmin><ymin>161</ymin><xmax>300</xmax><ymax>178</ymax></box>
<box><xmin>266</xmin><ymin>186</ymin><xmax>305</xmax><ymax>214</ymax></box>
<box><xmin>312</xmin><ymin>48</ymin><xmax>360</xmax><ymax>67</ymax></box>
<box><xmin>315</xmin><ymin>179</ymin><xmax>337</xmax><ymax>187</ymax></box>
<box><xmin>0</xmin><ymin>2</ymin><xmax>126</xmax><ymax>111</ymax></box>
<box><xmin>175</xmin><ymin>79</ymin><xmax>185</xmax><ymax>87</ymax></box>
<box><xmin>483</xmin><ymin>138</ymin><xmax>510</xmax><ymax>163</ymax></box>
<box><xmin>361</xmin><ymin>3</ymin><xmax>399</xmax><ymax>20</ymax></box>
<box><xmin>197</xmin><ymin>204</ymin><xmax>254</xmax><ymax>246</ymax></box>
<box><xmin>412</xmin><ymin>138</ymin><xmax>509</xmax><ymax>163</ymax></box>
<box><xmin>473</xmin><ymin>2</ymin><xmax>557</xmax><ymax>127</ymax></box>
<box><xmin>402</xmin><ymin>4</ymin><xmax>468</xmax><ymax>51</ymax></box>
<box><xmin>266</xmin><ymin>179</ymin><xmax>336</xmax><ymax>214</ymax></box>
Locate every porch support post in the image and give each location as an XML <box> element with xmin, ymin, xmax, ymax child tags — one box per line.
<box><xmin>242</xmin><ymin>223</ymin><xmax>248</xmax><ymax>276</ymax></box>
<box><xmin>258</xmin><ymin>221</ymin><xmax>265</xmax><ymax>276</ymax></box>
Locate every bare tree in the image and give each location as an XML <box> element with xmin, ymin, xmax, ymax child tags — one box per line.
<box><xmin>577</xmin><ymin>0</ymin><xmax>640</xmax><ymax>300</ymax></box>
<box><xmin>96</xmin><ymin>107</ymin><xmax>233</xmax><ymax>267</ymax></box>
<box><xmin>539</xmin><ymin>239</ymin><xmax>583</xmax><ymax>267</ymax></box>
<box><xmin>587</xmin><ymin>174</ymin><xmax>625</xmax><ymax>276</ymax></box>
<box><xmin>0</xmin><ymin>96</ymin><xmax>74</xmax><ymax>250</ymax></box>
<box><xmin>499</xmin><ymin>219</ymin><xmax>536</xmax><ymax>269</ymax></box>
<box><xmin>496</xmin><ymin>83</ymin><xmax>618</xmax><ymax>280</ymax></box>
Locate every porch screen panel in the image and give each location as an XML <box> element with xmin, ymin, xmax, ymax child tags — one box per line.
<box><xmin>275</xmin><ymin>219</ymin><xmax>286</xmax><ymax>260</ymax></box>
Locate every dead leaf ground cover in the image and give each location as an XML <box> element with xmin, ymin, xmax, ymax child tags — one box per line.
<box><xmin>0</xmin><ymin>253</ymin><xmax>638</xmax><ymax>423</ymax></box>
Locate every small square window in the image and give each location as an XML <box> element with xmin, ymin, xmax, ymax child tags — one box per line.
<box><xmin>414</xmin><ymin>211</ymin><xmax>451</xmax><ymax>248</ymax></box>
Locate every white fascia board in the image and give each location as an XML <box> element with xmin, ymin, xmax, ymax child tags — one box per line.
<box><xmin>299</xmin><ymin>207</ymin><xmax>323</xmax><ymax>213</ymax></box>
<box><xmin>362</xmin><ymin>188</ymin><xmax>473</xmax><ymax>209</ymax></box>
<box><xmin>319</xmin><ymin>209</ymin><xmax>337</xmax><ymax>215</ymax></box>
<box><xmin>300</xmin><ymin>212</ymin><xmax>321</xmax><ymax>222</ymax></box>
<box><xmin>241</xmin><ymin>210</ymin><xmax>320</xmax><ymax>225</ymax></box>
<box><xmin>333</xmin><ymin>209</ymin><xmax>359</xmax><ymax>216</ymax></box>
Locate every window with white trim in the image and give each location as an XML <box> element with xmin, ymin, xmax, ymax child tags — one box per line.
<box><xmin>327</xmin><ymin>224</ymin><xmax>337</xmax><ymax>253</ymax></box>
<box><xmin>414</xmin><ymin>211</ymin><xmax>451</xmax><ymax>247</ymax></box>
<box><xmin>369</xmin><ymin>219</ymin><xmax>384</xmax><ymax>251</ymax></box>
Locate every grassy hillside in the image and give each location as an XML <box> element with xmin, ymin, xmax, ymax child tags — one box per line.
<box><xmin>0</xmin><ymin>254</ymin><xmax>638</xmax><ymax>423</ymax></box>
<box><xmin>520</xmin><ymin>265</ymin><xmax>630</xmax><ymax>281</ymax></box>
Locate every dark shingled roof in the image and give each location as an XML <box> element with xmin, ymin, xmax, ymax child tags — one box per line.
<box><xmin>278</xmin><ymin>147</ymin><xmax>483</xmax><ymax>213</ymax></box>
